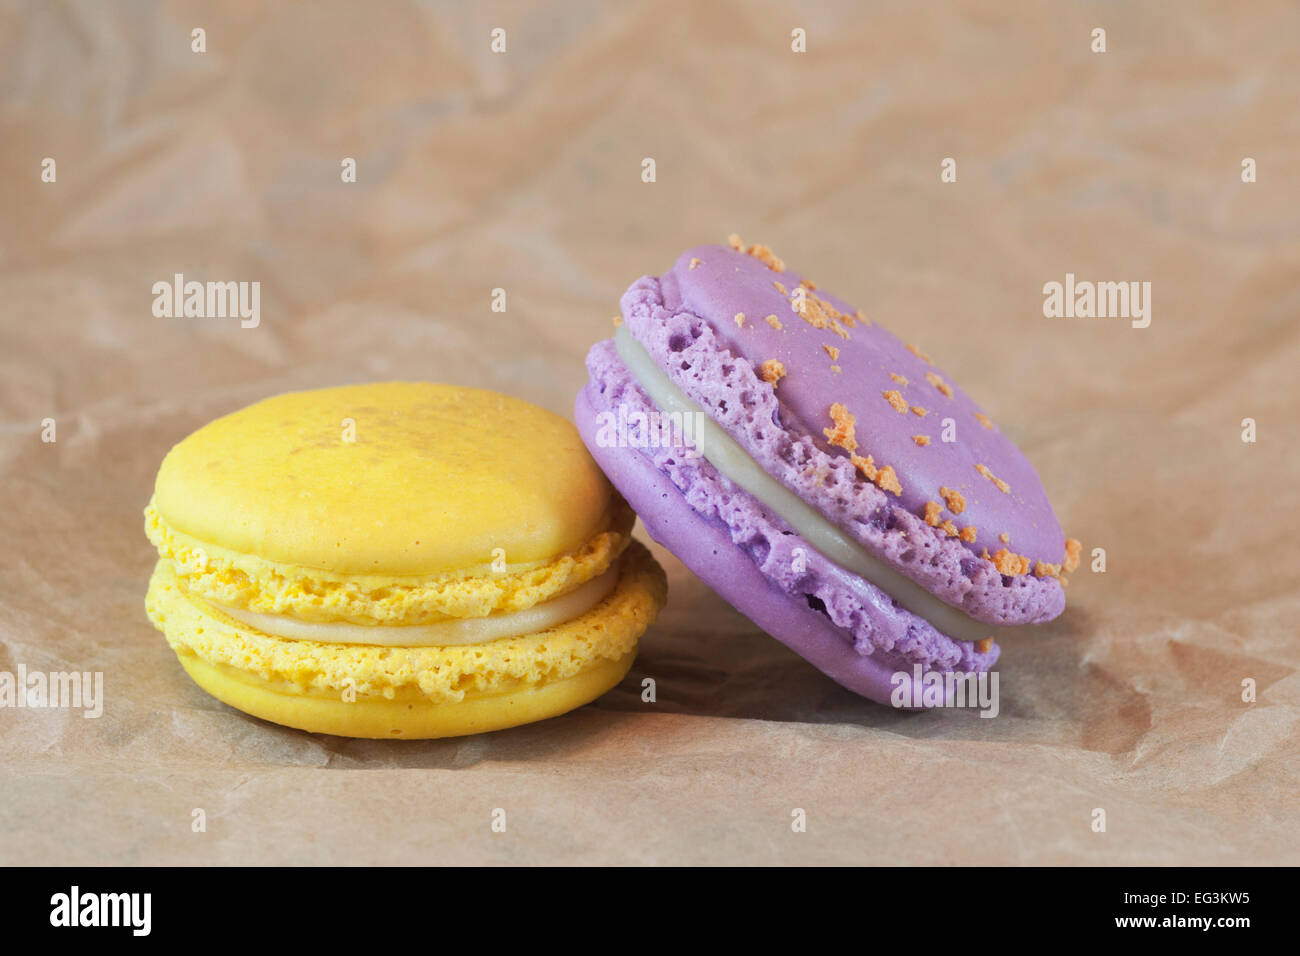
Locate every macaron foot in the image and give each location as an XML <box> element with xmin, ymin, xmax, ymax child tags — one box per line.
<box><xmin>176</xmin><ymin>651</ymin><xmax>636</xmax><ymax>739</ymax></box>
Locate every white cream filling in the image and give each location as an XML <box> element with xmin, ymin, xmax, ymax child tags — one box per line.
<box><xmin>614</xmin><ymin>325</ymin><xmax>995</xmax><ymax>644</ymax></box>
<box><xmin>212</xmin><ymin>565</ymin><xmax>620</xmax><ymax>647</ymax></box>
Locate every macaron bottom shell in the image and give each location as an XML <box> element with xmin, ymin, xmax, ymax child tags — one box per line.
<box><xmin>176</xmin><ymin>651</ymin><xmax>635</xmax><ymax>739</ymax></box>
<box><xmin>146</xmin><ymin>541</ymin><xmax>666</xmax><ymax>739</ymax></box>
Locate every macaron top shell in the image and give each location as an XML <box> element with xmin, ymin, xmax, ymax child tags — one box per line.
<box><xmin>153</xmin><ymin>382</ymin><xmax>615</xmax><ymax>576</ymax></box>
<box><xmin>660</xmin><ymin>243</ymin><xmax>1065</xmax><ymax>567</ymax></box>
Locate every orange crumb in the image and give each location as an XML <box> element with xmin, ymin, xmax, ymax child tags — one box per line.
<box><xmin>747</xmin><ymin>243</ymin><xmax>785</xmax><ymax>272</ymax></box>
<box><xmin>759</xmin><ymin>359</ymin><xmax>786</xmax><ymax>387</ymax></box>
<box><xmin>939</xmin><ymin>486</ymin><xmax>966</xmax><ymax>515</ymax></box>
<box><xmin>999</xmin><ymin>532</ymin><xmax>1010</xmax><ymax>544</ymax></box>
<box><xmin>959</xmin><ymin>526</ymin><xmax>977</xmax><ymax>543</ymax></box>
<box><xmin>1063</xmin><ymin>538</ymin><xmax>1082</xmax><ymax>574</ymax></box>
<box><xmin>734</xmin><ymin>312</ymin><xmax>746</xmax><ymax>328</ymax></box>
<box><xmin>882</xmin><ymin>389</ymin><xmax>909</xmax><ymax>414</ymax></box>
<box><xmin>800</xmin><ymin>278</ymin><xmax>818</xmax><ymax>291</ymax></box>
<box><xmin>612</xmin><ymin>314</ymin><xmax>623</xmax><ymax>327</ymax></box>
<box><xmin>906</xmin><ymin>343</ymin><xmax>933</xmax><ymax>364</ymax></box>
<box><xmin>911</xmin><ymin>405</ymin><xmax>928</xmax><ymax>417</ymax></box>
<box><xmin>975</xmin><ymin>636</ymin><xmax>993</xmax><ymax>654</ymax></box>
<box><xmin>923</xmin><ymin>501</ymin><xmax>942</xmax><ymax>526</ymax></box>
<box><xmin>823</xmin><ymin>344</ymin><xmax>840</xmax><ymax>361</ymax></box>
<box><xmin>925</xmin><ymin>371</ymin><xmax>953</xmax><ymax>398</ymax></box>
<box><xmin>689</xmin><ymin>257</ymin><xmax>702</xmax><ymax>270</ymax></box>
<box><xmin>850</xmin><ymin>453</ymin><xmax>877</xmax><ymax>481</ymax></box>
<box><xmin>1033</xmin><ymin>560</ymin><xmax>1063</xmax><ymax>578</ymax></box>
<box><xmin>913</xmin><ymin>434</ymin><xmax>931</xmax><ymax>446</ymax></box>
<box><xmin>765</xmin><ymin>314</ymin><xmax>783</xmax><ymax>331</ymax></box>
<box><xmin>773</xmin><ymin>280</ymin><xmax>787</xmax><ymax>294</ymax></box>
<box><xmin>975</xmin><ymin>411</ymin><xmax>994</xmax><ymax>430</ymax></box>
<box><xmin>831</xmin><ymin>365</ymin><xmax>842</xmax><ymax>373</ymax></box>
<box><xmin>975</xmin><ymin>463</ymin><xmax>1010</xmax><ymax>494</ymax></box>
<box><xmin>792</xmin><ymin>293</ymin><xmax>827</xmax><ymax>329</ymax></box>
<box><xmin>940</xmin><ymin>520</ymin><xmax>959</xmax><ymax>537</ymax></box>
<box><xmin>791</xmin><ymin>286</ymin><xmax>852</xmax><ymax>340</ymax></box>
<box><xmin>727</xmin><ymin>233</ymin><xmax>745</xmax><ymax>251</ymax></box>
<box><xmin>854</xmin><ymin>309</ymin><xmax>869</xmax><ymax>326</ymax></box>
<box><xmin>823</xmin><ymin>403</ymin><xmax>858</xmax><ymax>453</ymax></box>
<box><xmin>876</xmin><ymin>465</ymin><xmax>902</xmax><ymax>496</ymax></box>
<box><xmin>991</xmin><ymin>548</ymin><xmax>1031</xmax><ymax>576</ymax></box>
<box><xmin>889</xmin><ymin>373</ymin><xmax>909</xmax><ymax>385</ymax></box>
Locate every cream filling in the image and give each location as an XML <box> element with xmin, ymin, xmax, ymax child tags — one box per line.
<box><xmin>615</xmin><ymin>325</ymin><xmax>995</xmax><ymax>644</ymax></box>
<box><xmin>210</xmin><ymin>565</ymin><xmax>620</xmax><ymax>647</ymax></box>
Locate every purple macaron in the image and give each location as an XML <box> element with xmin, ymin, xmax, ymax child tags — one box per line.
<box><xmin>576</xmin><ymin>237</ymin><xmax>1079</xmax><ymax>707</ymax></box>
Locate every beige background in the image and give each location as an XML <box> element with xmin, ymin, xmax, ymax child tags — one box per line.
<box><xmin>2</xmin><ymin>0</ymin><xmax>1297</xmax><ymax>864</ymax></box>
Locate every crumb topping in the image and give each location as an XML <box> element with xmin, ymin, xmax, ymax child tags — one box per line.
<box><xmin>940</xmin><ymin>519</ymin><xmax>959</xmax><ymax>537</ymax></box>
<box><xmin>975</xmin><ymin>411</ymin><xmax>994</xmax><ymax>430</ymax></box>
<box><xmin>889</xmin><ymin>373</ymin><xmax>909</xmax><ymax>385</ymax></box>
<box><xmin>800</xmin><ymin>278</ymin><xmax>818</xmax><ymax>291</ymax></box>
<box><xmin>876</xmin><ymin>465</ymin><xmax>902</xmax><ymax>496</ymax></box>
<box><xmin>689</xmin><ymin>257</ymin><xmax>702</xmax><ymax>270</ymax></box>
<box><xmin>773</xmin><ymin>280</ymin><xmax>787</xmax><ymax>294</ymax></box>
<box><xmin>906</xmin><ymin>343</ymin><xmax>932</xmax><ymax>364</ymax></box>
<box><xmin>958</xmin><ymin>526</ymin><xmax>977</xmax><ymax>543</ymax></box>
<box><xmin>923</xmin><ymin>501</ymin><xmax>942</xmax><ymax>526</ymax></box>
<box><xmin>998</xmin><ymin>532</ymin><xmax>1010</xmax><ymax>543</ymax></box>
<box><xmin>939</xmin><ymin>486</ymin><xmax>966</xmax><ymax>514</ymax></box>
<box><xmin>1063</xmin><ymin>538</ymin><xmax>1082</xmax><ymax>574</ymax></box>
<box><xmin>882</xmin><ymin>389</ymin><xmax>909</xmax><ymax>414</ymax></box>
<box><xmin>975</xmin><ymin>463</ymin><xmax>1010</xmax><ymax>494</ymax></box>
<box><xmin>823</xmin><ymin>344</ymin><xmax>840</xmax><ymax>361</ymax></box>
<box><xmin>726</xmin><ymin>233</ymin><xmax>785</xmax><ymax>271</ymax></box>
<box><xmin>824</xmin><ymin>404</ymin><xmax>901</xmax><ymax>495</ymax></box>
<box><xmin>823</xmin><ymin>403</ymin><xmax>858</xmax><ymax>453</ymax></box>
<box><xmin>1033</xmin><ymin>560</ymin><xmax>1062</xmax><ymax>578</ymax></box>
<box><xmin>850</xmin><ymin>453</ymin><xmax>876</xmax><ymax>480</ymax></box>
<box><xmin>975</xmin><ymin>636</ymin><xmax>993</xmax><ymax>653</ymax></box>
<box><xmin>791</xmin><ymin>286</ymin><xmax>852</xmax><ymax>341</ymax></box>
<box><xmin>925</xmin><ymin>371</ymin><xmax>954</xmax><ymax>398</ymax></box>
<box><xmin>911</xmin><ymin>405</ymin><xmax>928</xmax><ymax>417</ymax></box>
<box><xmin>765</xmin><ymin>314</ymin><xmax>783</xmax><ymax>331</ymax></box>
<box><xmin>990</xmin><ymin>548</ymin><xmax>1031</xmax><ymax>576</ymax></box>
<box><xmin>912</xmin><ymin>434</ymin><xmax>931</xmax><ymax>446</ymax></box>
<box><xmin>749</xmin><ymin>245</ymin><xmax>784</xmax><ymax>271</ymax></box>
<box><xmin>759</xmin><ymin>359</ymin><xmax>786</xmax><ymax>387</ymax></box>
<box><xmin>612</xmin><ymin>314</ymin><xmax>623</xmax><ymax>327</ymax></box>
<box><xmin>734</xmin><ymin>312</ymin><xmax>746</xmax><ymax>327</ymax></box>
<box><xmin>831</xmin><ymin>364</ymin><xmax>842</xmax><ymax>373</ymax></box>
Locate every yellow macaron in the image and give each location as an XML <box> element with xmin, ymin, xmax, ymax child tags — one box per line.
<box><xmin>143</xmin><ymin>382</ymin><xmax>666</xmax><ymax>738</ymax></box>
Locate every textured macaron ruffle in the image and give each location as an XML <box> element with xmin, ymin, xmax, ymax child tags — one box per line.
<box><xmin>145</xmin><ymin>542</ymin><xmax>666</xmax><ymax>704</ymax></box>
<box><xmin>145</xmin><ymin>499</ymin><xmax>635</xmax><ymax>626</ymax></box>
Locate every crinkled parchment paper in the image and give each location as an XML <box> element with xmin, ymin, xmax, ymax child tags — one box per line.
<box><xmin>1</xmin><ymin>0</ymin><xmax>1297</xmax><ymax>864</ymax></box>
